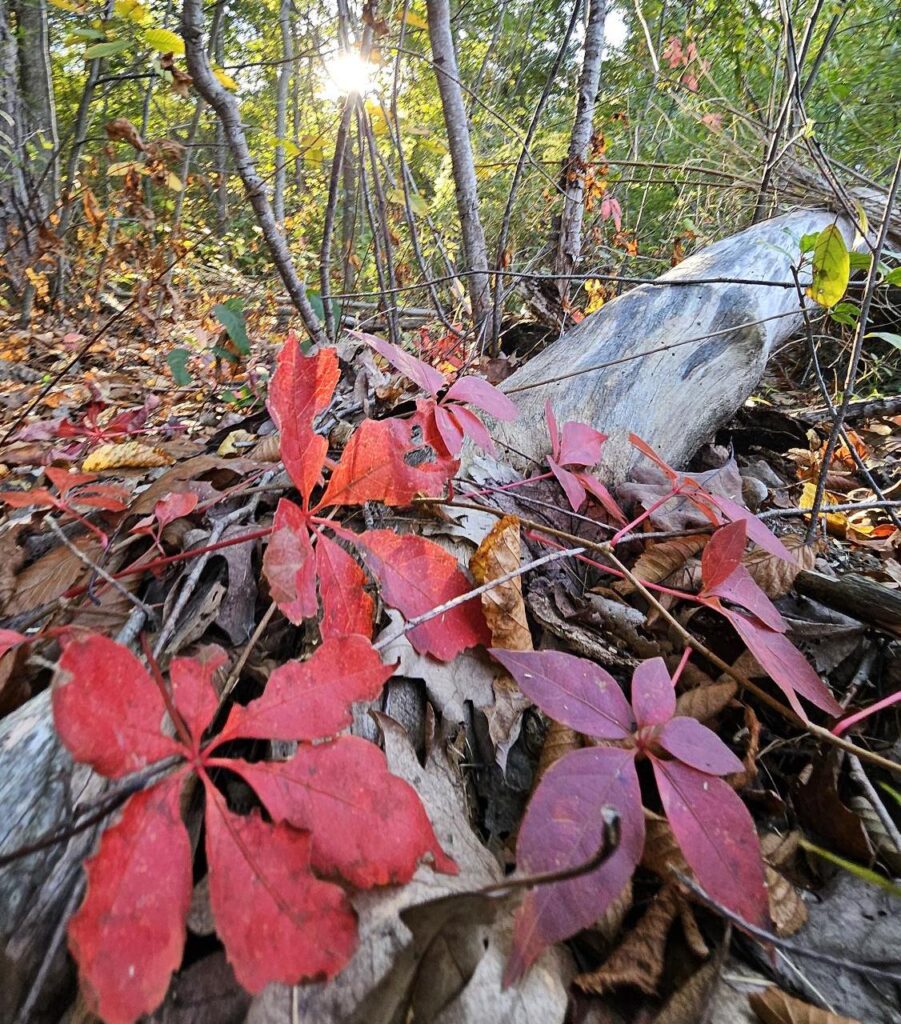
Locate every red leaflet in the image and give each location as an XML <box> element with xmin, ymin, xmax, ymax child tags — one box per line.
<box><xmin>700</xmin><ymin>521</ymin><xmax>786</xmax><ymax>631</ymax></box>
<box><xmin>701</xmin><ymin>520</ymin><xmax>747</xmax><ymax>590</ymax></box>
<box><xmin>262</xmin><ymin>499</ymin><xmax>318</xmax><ymax>624</ymax></box>
<box><xmin>491</xmin><ymin>648</ymin><xmax>633</xmax><ymax>739</ymax></box>
<box><xmin>319</xmin><ymin>411</ymin><xmax>457</xmax><ymax>508</ymax></box>
<box><xmin>202</xmin><ymin>788</ymin><xmax>357</xmax><ymax>993</ymax></box>
<box><xmin>53</xmin><ymin>634</ymin><xmax>181</xmax><ymax>777</ymax></box>
<box><xmin>315</xmin><ymin>532</ymin><xmax>374</xmax><ymax>639</ymax></box>
<box><xmin>651</xmin><ymin>759</ymin><xmax>769</xmax><ymax>927</ymax></box>
<box><xmin>229</xmin><ymin>736</ymin><xmax>457</xmax><ymax>887</ymax></box>
<box><xmin>722</xmin><ymin>607</ymin><xmax>842</xmax><ymax>719</ymax></box>
<box><xmin>352</xmin><ymin>530</ymin><xmax>489</xmax><ymax>661</ymax></box>
<box><xmin>132</xmin><ymin>491</ymin><xmax>199</xmax><ymax>550</ymax></box>
<box><xmin>358</xmin><ymin>330</ymin><xmax>445</xmax><ymax>397</ymax></box>
<box><xmin>545</xmin><ymin>402</ymin><xmax>626</xmax><ymax>522</ymax></box>
<box><xmin>0</xmin><ymin>629</ymin><xmax>26</xmax><ymax>661</ymax></box>
<box><xmin>630</xmin><ymin>657</ymin><xmax>676</xmax><ymax>727</ymax></box>
<box><xmin>504</xmin><ymin>747</ymin><xmax>645</xmax><ymax>985</ymax></box>
<box><xmin>443</xmin><ymin>375</ymin><xmax>519</xmax><ymax>420</ymax></box>
<box><xmin>216</xmin><ymin>635</ymin><xmax>394</xmax><ymax>744</ymax></box>
<box><xmin>67</xmin><ymin>776</ymin><xmax>192</xmax><ymax>1024</ymax></box>
<box><xmin>268</xmin><ymin>337</ymin><xmax>338</xmax><ymax>505</ymax></box>
<box><xmin>52</xmin><ymin>632</ymin><xmax>453</xmax><ymax>1021</ymax></box>
<box><xmin>435</xmin><ymin>402</ymin><xmax>496</xmax><ymax>456</ymax></box>
<box><xmin>495</xmin><ymin>652</ymin><xmax>768</xmax><ymax>979</ymax></box>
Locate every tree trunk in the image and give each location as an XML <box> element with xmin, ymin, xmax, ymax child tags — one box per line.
<box><xmin>426</xmin><ymin>0</ymin><xmax>492</xmax><ymax>328</ymax></box>
<box><xmin>0</xmin><ymin>0</ymin><xmax>32</xmax><ymax>291</ymax></box>
<box><xmin>10</xmin><ymin>0</ymin><xmax>58</xmax><ymax>207</ymax></box>
<box><xmin>493</xmin><ymin>209</ymin><xmax>855</xmax><ymax>479</ymax></box>
<box><xmin>181</xmin><ymin>0</ymin><xmax>326</xmax><ymax>345</ymax></box>
<box><xmin>273</xmin><ymin>0</ymin><xmax>292</xmax><ymax>227</ymax></box>
<box><xmin>552</xmin><ymin>0</ymin><xmax>606</xmax><ymax>296</ymax></box>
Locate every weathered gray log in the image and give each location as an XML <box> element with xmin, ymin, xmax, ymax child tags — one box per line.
<box><xmin>795</xmin><ymin>571</ymin><xmax>901</xmax><ymax>637</ymax></box>
<box><xmin>493</xmin><ymin>209</ymin><xmax>856</xmax><ymax>479</ymax></box>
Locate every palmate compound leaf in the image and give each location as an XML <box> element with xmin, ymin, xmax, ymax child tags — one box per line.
<box><xmin>67</xmin><ymin>775</ymin><xmax>192</xmax><ymax>1024</ymax></box>
<box><xmin>352</xmin><ymin>529</ymin><xmax>489</xmax><ymax>661</ymax></box>
<box><xmin>490</xmin><ymin>648</ymin><xmax>634</xmax><ymax>739</ymax></box>
<box><xmin>224</xmin><ymin>735</ymin><xmax>458</xmax><ymax>888</ymax></box>
<box><xmin>202</xmin><ymin>783</ymin><xmax>358</xmax><ymax>993</ymax></box>
<box><xmin>505</xmin><ymin>746</ymin><xmax>645</xmax><ymax>985</ymax></box>
<box><xmin>651</xmin><ymin>758</ymin><xmax>770</xmax><ymax>928</ymax></box>
<box><xmin>268</xmin><ymin>338</ymin><xmax>339</xmax><ymax>505</ymax></box>
<box><xmin>53</xmin><ymin>632</ymin><xmax>454</xmax><ymax>1022</ymax></box>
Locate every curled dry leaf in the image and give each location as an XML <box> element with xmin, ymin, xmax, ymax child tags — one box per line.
<box><xmin>848</xmin><ymin>795</ymin><xmax>901</xmax><ymax>875</ymax></box>
<box><xmin>576</xmin><ymin>884</ymin><xmax>682</xmax><ymax>995</ymax></box>
<box><xmin>674</xmin><ymin>680</ymin><xmax>738</xmax><ymax>722</ymax></box>
<box><xmin>614</xmin><ymin>535</ymin><xmax>707</xmax><ymax>596</ymax></box>
<box><xmin>744</xmin><ymin>535</ymin><xmax>816</xmax><ymax>599</ymax></box>
<box><xmin>749</xmin><ymin>986</ymin><xmax>862</xmax><ymax>1024</ymax></box>
<box><xmin>766</xmin><ymin>866</ymin><xmax>808</xmax><ymax>936</ymax></box>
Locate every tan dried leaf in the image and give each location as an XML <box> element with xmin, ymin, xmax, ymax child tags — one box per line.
<box><xmin>0</xmin><ymin>525</ymin><xmax>26</xmax><ymax>613</ymax></box>
<box><xmin>760</xmin><ymin>830</ymin><xmax>801</xmax><ymax>868</ymax></box>
<box><xmin>653</xmin><ymin>961</ymin><xmax>720</xmax><ymax>1024</ymax></box>
<box><xmin>744</xmin><ymin>536</ymin><xmax>816</xmax><ymax>598</ymax></box>
<box><xmin>615</xmin><ymin>535</ymin><xmax>707</xmax><ymax>595</ymax></box>
<box><xmin>535</xmin><ymin>720</ymin><xmax>581</xmax><ymax>784</ymax></box>
<box><xmin>82</xmin><ymin>441</ymin><xmax>173</xmax><ymax>472</ymax></box>
<box><xmin>642</xmin><ymin>810</ymin><xmax>690</xmax><ymax>880</ymax></box>
<box><xmin>675</xmin><ymin>680</ymin><xmax>737</xmax><ymax>722</ymax></box>
<box><xmin>5</xmin><ymin>536</ymin><xmax>100</xmax><ymax>615</ymax></box>
<box><xmin>679</xmin><ymin>900</ymin><xmax>709</xmax><ymax>958</ymax></box>
<box><xmin>749</xmin><ymin>986</ymin><xmax>861</xmax><ymax>1024</ymax></box>
<box><xmin>249</xmin><ymin>432</ymin><xmax>281</xmax><ymax>462</ymax></box>
<box><xmin>766</xmin><ymin>866</ymin><xmax>807</xmax><ymax>936</ymax></box>
<box><xmin>470</xmin><ymin>515</ymin><xmax>532</xmax><ymax>651</ymax></box>
<box><xmin>576</xmin><ymin>885</ymin><xmax>681</xmax><ymax>995</ymax></box>
<box><xmin>595</xmin><ymin>880</ymin><xmax>633</xmax><ymax>944</ymax></box>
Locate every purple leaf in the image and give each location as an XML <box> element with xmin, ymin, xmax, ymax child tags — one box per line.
<box><xmin>708</xmin><ymin>493</ymin><xmax>794</xmax><ymax>562</ymax></box>
<box><xmin>505</xmin><ymin>747</ymin><xmax>644</xmax><ymax>984</ymax></box>
<box><xmin>631</xmin><ymin>658</ymin><xmax>676</xmax><ymax>727</ymax></box>
<box><xmin>491</xmin><ymin>649</ymin><xmax>634</xmax><ymax>739</ymax></box>
<box><xmin>549</xmin><ymin>458</ymin><xmax>587</xmax><ymax>512</ymax></box>
<box><xmin>444</xmin><ymin>376</ymin><xmax>518</xmax><ymax>420</ymax></box>
<box><xmin>652</xmin><ymin>758</ymin><xmax>769</xmax><ymax>928</ymax></box>
<box><xmin>658</xmin><ymin>717</ymin><xmax>744</xmax><ymax>775</ymax></box>
<box><xmin>358</xmin><ymin>332</ymin><xmax>445</xmax><ymax>398</ymax></box>
<box><xmin>703</xmin><ymin>565</ymin><xmax>786</xmax><ymax>633</ymax></box>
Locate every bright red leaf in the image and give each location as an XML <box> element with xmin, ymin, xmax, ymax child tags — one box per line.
<box><xmin>67</xmin><ymin>775</ymin><xmax>192</xmax><ymax>1024</ymax></box>
<box><xmin>545</xmin><ymin>402</ymin><xmax>625</xmax><ymax>522</ymax></box>
<box><xmin>701</xmin><ymin>520</ymin><xmax>747</xmax><ymax>590</ymax></box>
<box><xmin>202</xmin><ymin>787</ymin><xmax>357</xmax><ymax>993</ymax></box>
<box><xmin>262</xmin><ymin>499</ymin><xmax>318</xmax><ymax>624</ymax></box>
<box><xmin>318</xmin><ymin>411</ymin><xmax>457</xmax><ymax>508</ymax></box>
<box><xmin>443</xmin><ymin>375</ymin><xmax>519</xmax><ymax>420</ymax></box>
<box><xmin>351</xmin><ymin>529</ymin><xmax>489</xmax><ymax>661</ymax></box>
<box><xmin>315</xmin><ymin>532</ymin><xmax>374</xmax><ymax>639</ymax></box>
<box><xmin>52</xmin><ymin>631</ymin><xmax>453</xmax><ymax>1021</ymax></box>
<box><xmin>228</xmin><ymin>736</ymin><xmax>457</xmax><ymax>888</ymax></box>
<box><xmin>700</xmin><ymin>521</ymin><xmax>786</xmax><ymax>631</ymax></box>
<box><xmin>215</xmin><ymin>635</ymin><xmax>394</xmax><ymax>744</ymax></box>
<box><xmin>268</xmin><ymin>337</ymin><xmax>338</xmax><ymax>505</ymax></box>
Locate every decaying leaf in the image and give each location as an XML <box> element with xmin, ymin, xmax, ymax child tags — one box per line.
<box><xmin>82</xmin><ymin>441</ymin><xmax>174</xmax><ymax>471</ymax></box>
<box><xmin>615</xmin><ymin>534</ymin><xmax>707</xmax><ymax>595</ymax></box>
<box><xmin>744</xmin><ymin>536</ymin><xmax>816</xmax><ymax>598</ymax></box>
<box><xmin>749</xmin><ymin>986</ymin><xmax>861</xmax><ymax>1024</ymax></box>
<box><xmin>674</xmin><ymin>679</ymin><xmax>738</xmax><ymax>722</ymax></box>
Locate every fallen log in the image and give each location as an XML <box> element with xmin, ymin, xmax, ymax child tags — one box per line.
<box><xmin>492</xmin><ymin>209</ymin><xmax>857</xmax><ymax>478</ymax></box>
<box><xmin>795</xmin><ymin>570</ymin><xmax>901</xmax><ymax>637</ymax></box>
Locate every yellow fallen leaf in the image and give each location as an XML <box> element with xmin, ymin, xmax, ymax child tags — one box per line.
<box><xmin>217</xmin><ymin>430</ymin><xmax>256</xmax><ymax>457</ymax></box>
<box><xmin>83</xmin><ymin>441</ymin><xmax>173</xmax><ymax>472</ymax></box>
<box><xmin>799</xmin><ymin>481</ymin><xmax>848</xmax><ymax>537</ymax></box>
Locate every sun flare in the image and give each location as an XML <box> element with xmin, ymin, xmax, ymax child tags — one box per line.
<box><xmin>320</xmin><ymin>51</ymin><xmax>375</xmax><ymax>100</ymax></box>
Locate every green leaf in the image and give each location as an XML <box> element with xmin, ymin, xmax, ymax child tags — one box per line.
<box><xmin>884</xmin><ymin>266</ymin><xmax>901</xmax><ymax>286</ymax></box>
<box><xmin>83</xmin><ymin>38</ymin><xmax>131</xmax><ymax>59</ymax></box>
<box><xmin>799</xmin><ymin>232</ymin><xmax>819</xmax><ymax>254</ymax></box>
<box><xmin>212</xmin><ymin>298</ymin><xmax>250</xmax><ymax>355</ymax></box>
<box><xmin>830</xmin><ymin>301</ymin><xmax>859</xmax><ymax>327</ymax></box>
<box><xmin>806</xmin><ymin>225</ymin><xmax>850</xmax><ymax>308</ymax></box>
<box><xmin>848</xmin><ymin>251</ymin><xmax>872</xmax><ymax>273</ymax></box>
<box><xmin>798</xmin><ymin>837</ymin><xmax>901</xmax><ymax>897</ymax></box>
<box><xmin>144</xmin><ymin>27</ymin><xmax>185</xmax><ymax>56</ymax></box>
<box><xmin>865</xmin><ymin>331</ymin><xmax>901</xmax><ymax>351</ymax></box>
<box><xmin>167</xmin><ymin>348</ymin><xmax>192</xmax><ymax>386</ymax></box>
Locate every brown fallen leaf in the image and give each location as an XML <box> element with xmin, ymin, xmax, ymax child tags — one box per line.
<box><xmin>614</xmin><ymin>534</ymin><xmax>707</xmax><ymax>595</ymax></box>
<box><xmin>642</xmin><ymin>810</ymin><xmax>690</xmax><ymax>881</ymax></box>
<box><xmin>675</xmin><ymin>680</ymin><xmax>737</xmax><ymax>722</ymax></box>
<box><xmin>82</xmin><ymin>440</ymin><xmax>173</xmax><ymax>472</ymax></box>
<box><xmin>744</xmin><ymin>535</ymin><xmax>816</xmax><ymax>598</ymax></box>
<box><xmin>470</xmin><ymin>515</ymin><xmax>533</xmax><ymax>769</ymax></box>
<box><xmin>5</xmin><ymin>535</ymin><xmax>101</xmax><ymax>615</ymax></box>
<box><xmin>749</xmin><ymin>986</ymin><xmax>862</xmax><ymax>1024</ymax></box>
<box><xmin>765</xmin><ymin>866</ymin><xmax>807</xmax><ymax>936</ymax></box>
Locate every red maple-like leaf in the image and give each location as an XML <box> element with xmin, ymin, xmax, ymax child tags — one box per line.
<box><xmin>262</xmin><ymin>499</ymin><xmax>318</xmax><ymax>624</ymax></box>
<box><xmin>52</xmin><ymin>631</ymin><xmax>454</xmax><ymax>1022</ymax></box>
<box><xmin>315</xmin><ymin>532</ymin><xmax>374</xmax><ymax>639</ymax></box>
